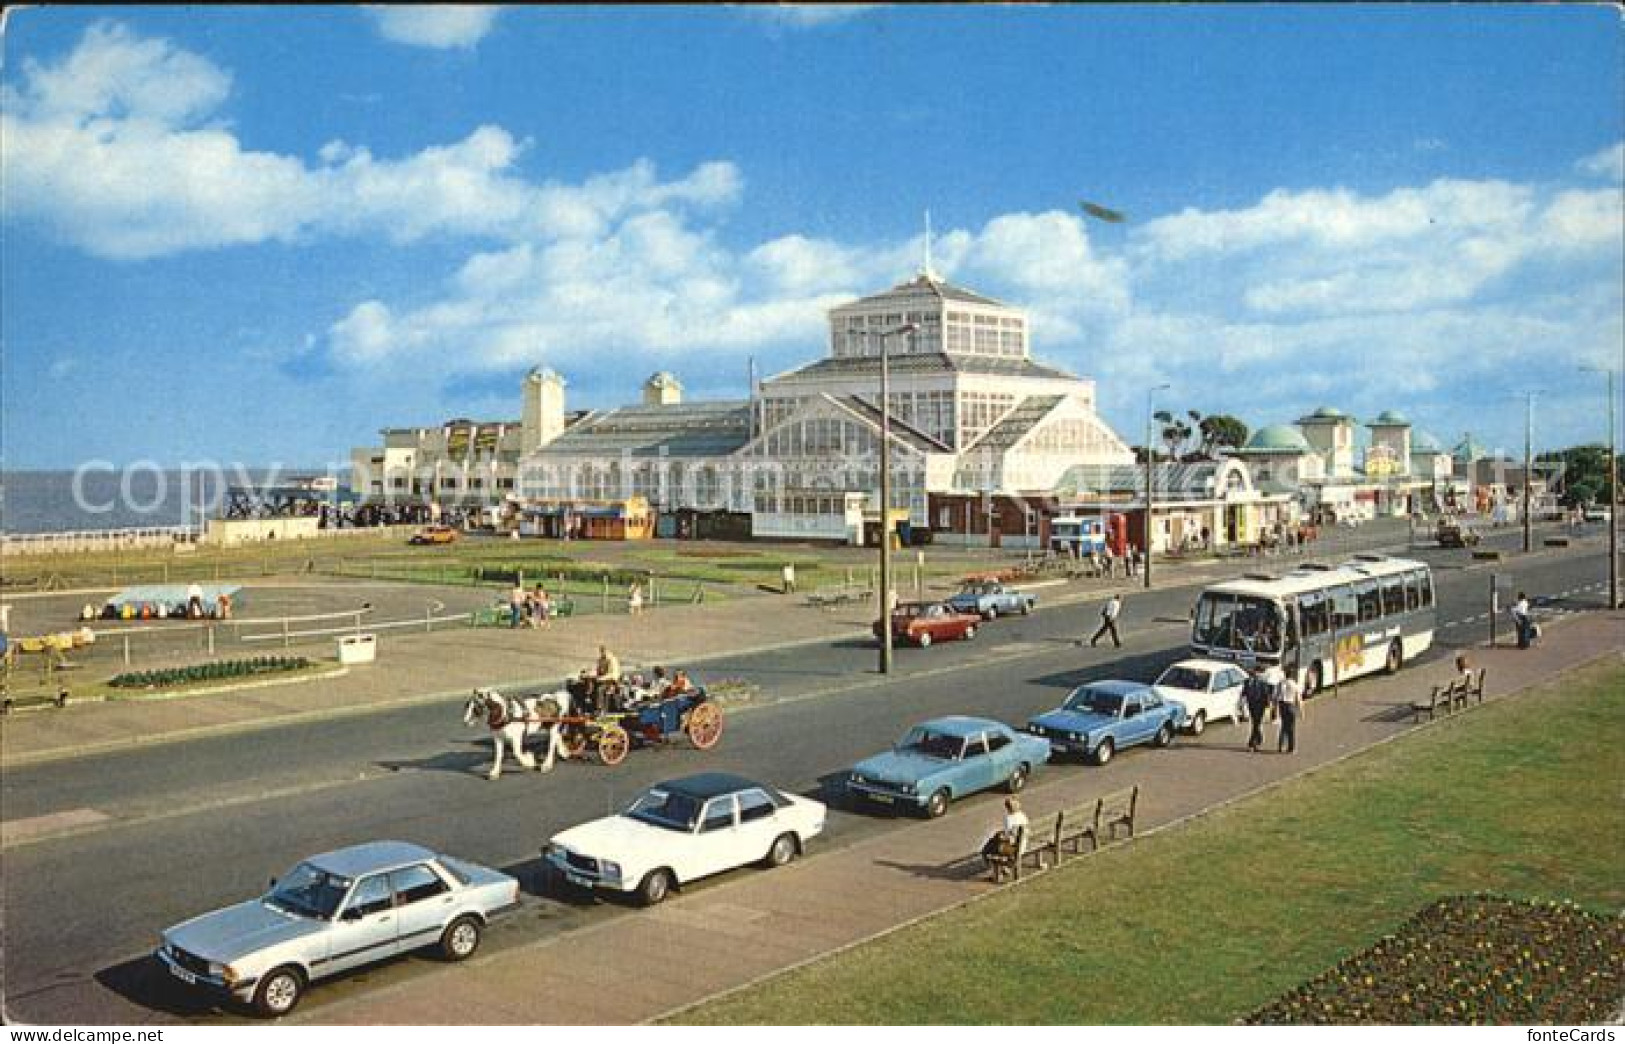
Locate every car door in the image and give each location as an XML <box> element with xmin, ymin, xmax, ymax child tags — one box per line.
<box><xmin>1215</xmin><ymin>668</ymin><xmax>1247</xmax><ymax>721</ymax></box>
<box><xmin>683</xmin><ymin>795</ymin><xmax>742</xmax><ymax>881</ymax></box>
<box><xmin>957</xmin><ymin>733</ymin><xmax>1000</xmax><ymax>793</ymax></box>
<box><xmin>735</xmin><ymin>788</ymin><xmax>784</xmax><ymax>857</ymax></box>
<box><xmin>389</xmin><ymin>863</ymin><xmax>456</xmax><ymax>954</ymax></box>
<box><xmin>325</xmin><ymin>873</ymin><xmax>398</xmax><ymax>976</ymax></box>
<box><xmin>1120</xmin><ymin>698</ymin><xmax>1150</xmax><ymax>746</ymax></box>
<box><xmin>983</xmin><ymin>729</ymin><xmax>1021</xmax><ymax>781</ymax></box>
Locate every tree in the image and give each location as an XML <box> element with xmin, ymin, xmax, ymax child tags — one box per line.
<box><xmin>1538</xmin><ymin>444</ymin><xmax>1619</xmax><ymax>507</ymax></box>
<box><xmin>1154</xmin><ymin>410</ymin><xmax>1198</xmax><ymax>461</ymax></box>
<box><xmin>1199</xmin><ymin>414</ymin><xmax>1250</xmax><ymax>457</ymax></box>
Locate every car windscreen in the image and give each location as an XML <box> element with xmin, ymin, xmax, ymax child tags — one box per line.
<box><xmin>268</xmin><ymin>862</ymin><xmax>353</xmax><ymax>920</ymax></box>
<box><xmin>626</xmin><ymin>789</ymin><xmax>702</xmax><ymax>832</ymax></box>
<box><xmin>1156</xmin><ymin>666</ymin><xmax>1212</xmax><ymax>691</ymax></box>
<box><xmin>898</xmin><ymin>728</ymin><xmax>962</xmax><ymax>759</ymax></box>
<box><xmin>1063</xmin><ymin>689</ymin><xmax>1124</xmax><ymax>715</ymax></box>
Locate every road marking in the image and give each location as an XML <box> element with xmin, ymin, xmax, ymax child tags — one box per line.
<box><xmin>0</xmin><ymin>808</ymin><xmax>111</xmax><ymax>847</ymax></box>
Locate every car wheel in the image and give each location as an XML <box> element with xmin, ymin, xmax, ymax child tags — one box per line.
<box><xmin>440</xmin><ymin>915</ymin><xmax>482</xmax><ymax>961</ymax></box>
<box><xmin>964</xmin><ymin>625</ymin><xmax>977</xmax><ymax>640</ymax></box>
<box><xmin>253</xmin><ymin>966</ymin><xmax>304</xmax><ymax>1018</ymax></box>
<box><xmin>764</xmin><ymin>832</ymin><xmax>798</xmax><ymax>868</ymax></box>
<box><xmin>1304</xmin><ymin>663</ymin><xmax>1322</xmax><ymax>699</ymax></box>
<box><xmin>925</xmin><ymin>788</ymin><xmax>951</xmax><ymax>819</ymax></box>
<box><xmin>1385</xmin><ymin>640</ymin><xmax>1403</xmax><ymax>675</ymax></box>
<box><xmin>1006</xmin><ymin>763</ymin><xmax>1030</xmax><ymax>794</ymax></box>
<box><xmin>1153</xmin><ymin>722</ymin><xmax>1175</xmax><ymax>748</ymax></box>
<box><xmin>1021</xmin><ymin>601</ymin><xmax>1032</xmax><ymax>616</ymax></box>
<box><xmin>985</xmin><ymin>606</ymin><xmax>998</xmax><ymax>620</ymax></box>
<box><xmin>917</xmin><ymin>631</ymin><xmax>933</xmax><ymax>648</ymax></box>
<box><xmin>1188</xmin><ymin>710</ymin><xmax>1207</xmax><ymax>737</ymax></box>
<box><xmin>637</xmin><ymin>868</ymin><xmax>674</xmax><ymax>906</ymax></box>
<box><xmin>1092</xmin><ymin>738</ymin><xmax>1115</xmax><ymax>766</ymax></box>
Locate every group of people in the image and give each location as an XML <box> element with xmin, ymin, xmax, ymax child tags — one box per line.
<box><xmin>508</xmin><ymin>583</ymin><xmax>554</xmax><ymax>629</ymax></box>
<box><xmin>1241</xmin><ymin>664</ymin><xmax>1304</xmax><ymax>755</ymax></box>
<box><xmin>570</xmin><ymin>644</ymin><xmax>696</xmax><ymax>714</ymax></box>
<box><xmin>1082</xmin><ymin>545</ymin><xmax>1142</xmax><ymax>580</ymax></box>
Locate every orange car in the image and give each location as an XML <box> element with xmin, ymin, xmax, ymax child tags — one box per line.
<box><xmin>409</xmin><ymin>525</ymin><xmax>458</xmax><ymax>546</ymax></box>
<box><xmin>872</xmin><ymin>602</ymin><xmax>981</xmax><ymax>648</ymax></box>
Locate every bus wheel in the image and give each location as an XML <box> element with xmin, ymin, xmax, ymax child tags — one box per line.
<box><xmin>1385</xmin><ymin>641</ymin><xmax>1403</xmax><ymax>675</ymax></box>
<box><xmin>1304</xmin><ymin>663</ymin><xmax>1322</xmax><ymax>698</ymax></box>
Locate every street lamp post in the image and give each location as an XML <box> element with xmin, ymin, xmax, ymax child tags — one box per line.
<box><xmin>1144</xmin><ymin>383</ymin><xmax>1171</xmax><ymax>590</ymax></box>
<box><xmin>1521</xmin><ymin>392</ymin><xmax>1536</xmax><ymax>554</ymax></box>
<box><xmin>875</xmin><ymin>321</ymin><xmax>920</xmax><ymax>675</ymax></box>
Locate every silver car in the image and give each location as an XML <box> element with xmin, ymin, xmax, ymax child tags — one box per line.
<box><xmin>157</xmin><ymin>841</ymin><xmax>519</xmax><ymax>1017</ymax></box>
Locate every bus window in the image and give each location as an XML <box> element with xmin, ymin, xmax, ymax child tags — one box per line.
<box><xmin>1381</xmin><ymin>577</ymin><xmax>1406</xmax><ymax>617</ymax></box>
<box><xmin>1404</xmin><ymin>571</ymin><xmax>1422</xmax><ymax>612</ymax></box>
<box><xmin>1195</xmin><ymin>593</ymin><xmax>1235</xmax><ymax>648</ymax></box>
<box><xmin>1298</xmin><ymin>592</ymin><xmax>1330</xmax><ymax>638</ymax></box>
<box><xmin>1331</xmin><ymin>585</ymin><xmax>1358</xmax><ymax>631</ymax></box>
<box><xmin>1232</xmin><ymin>598</ymin><xmax>1282</xmax><ymax>654</ymax></box>
<box><xmin>1356</xmin><ymin>581</ymin><xmax>1381</xmax><ymax>623</ymax></box>
<box><xmin>1420</xmin><ymin>572</ymin><xmax>1433</xmax><ymax>608</ymax></box>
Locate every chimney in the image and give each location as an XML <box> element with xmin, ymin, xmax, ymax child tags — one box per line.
<box><xmin>522</xmin><ymin>368</ymin><xmax>566</xmax><ymax>452</ymax></box>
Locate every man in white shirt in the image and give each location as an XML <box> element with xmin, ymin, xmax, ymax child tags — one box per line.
<box><xmin>1090</xmin><ymin>594</ymin><xmax>1123</xmax><ymax>648</ymax></box>
<box><xmin>1275</xmin><ymin>672</ymin><xmax>1303</xmax><ymax>754</ymax></box>
<box><xmin>1510</xmin><ymin>591</ymin><xmax>1532</xmax><ymax>649</ymax></box>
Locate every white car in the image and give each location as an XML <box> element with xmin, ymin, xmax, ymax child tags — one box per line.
<box><xmin>544</xmin><ymin>773</ymin><xmax>826</xmax><ymax>905</ymax></box>
<box><xmin>1583</xmin><ymin>505</ymin><xmax>1612</xmax><ymax>523</ymax></box>
<box><xmin>157</xmin><ymin>842</ymin><xmax>519</xmax><ymax>1017</ymax></box>
<box><xmin>1152</xmin><ymin>658</ymin><xmax>1251</xmax><ymax>735</ymax></box>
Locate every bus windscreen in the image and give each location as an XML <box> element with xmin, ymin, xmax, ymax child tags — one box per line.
<box><xmin>1194</xmin><ymin>593</ymin><xmax>1283</xmax><ymax>654</ymax></box>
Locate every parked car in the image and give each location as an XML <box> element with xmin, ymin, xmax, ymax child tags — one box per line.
<box><xmin>1434</xmin><ymin>519</ymin><xmax>1480</xmax><ymax>548</ymax></box>
<box><xmin>544</xmin><ymin>773</ymin><xmax>826</xmax><ymax>906</ymax></box>
<box><xmin>1025</xmin><ymin>681</ymin><xmax>1183</xmax><ymax>765</ymax></box>
<box><xmin>1152</xmin><ymin>658</ymin><xmax>1249</xmax><ymax>735</ymax></box>
<box><xmin>1583</xmin><ymin>505</ymin><xmax>1613</xmax><ymax>523</ymax></box>
<box><xmin>945</xmin><ymin>582</ymin><xmax>1037</xmax><ymax>620</ymax></box>
<box><xmin>848</xmin><ymin>716</ymin><xmax>1050</xmax><ymax>818</ymax></box>
<box><xmin>157</xmin><ymin>841</ymin><xmax>519</xmax><ymax>1017</ymax></box>
<box><xmin>409</xmin><ymin>525</ymin><xmax>458</xmax><ymax>546</ymax></box>
<box><xmin>873</xmin><ymin>601</ymin><xmax>982</xmax><ymax>647</ymax></box>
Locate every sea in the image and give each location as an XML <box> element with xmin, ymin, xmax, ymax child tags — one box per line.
<box><xmin>1</xmin><ymin>469</ymin><xmax>348</xmax><ymax>535</ymax></box>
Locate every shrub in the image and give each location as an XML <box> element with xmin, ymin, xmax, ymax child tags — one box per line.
<box><xmin>109</xmin><ymin>656</ymin><xmax>312</xmax><ymax>690</ymax></box>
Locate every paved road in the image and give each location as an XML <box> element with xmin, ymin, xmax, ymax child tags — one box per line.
<box><xmin>0</xmin><ymin>538</ymin><xmax>1611</xmax><ymax>1024</ymax></box>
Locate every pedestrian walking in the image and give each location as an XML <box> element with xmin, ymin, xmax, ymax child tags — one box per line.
<box><xmin>781</xmin><ymin>563</ymin><xmax>797</xmax><ymax>594</ymax></box>
<box><xmin>1242</xmin><ymin>666</ymin><xmax>1275</xmax><ymax>752</ymax></box>
<box><xmin>1275</xmin><ymin>670</ymin><xmax>1302</xmax><ymax>753</ymax></box>
<box><xmin>530</xmin><ymin>585</ymin><xmax>550</xmax><ymax>629</ymax></box>
<box><xmin>627</xmin><ymin>582</ymin><xmax>645</xmax><ymax>616</ymax></box>
<box><xmin>509</xmin><ymin>583</ymin><xmax>525</xmax><ymax>628</ymax></box>
<box><xmin>1089</xmin><ymin>594</ymin><xmax>1123</xmax><ymax>648</ymax></box>
<box><xmin>1510</xmin><ymin>591</ymin><xmax>1532</xmax><ymax>649</ymax></box>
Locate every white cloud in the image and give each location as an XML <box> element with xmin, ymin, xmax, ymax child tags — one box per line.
<box><xmin>11</xmin><ymin>21</ymin><xmax>230</xmax><ymax>125</ymax></box>
<box><xmin>741</xmin><ymin>5</ymin><xmax>882</xmax><ymax>29</ymax></box>
<box><xmin>367</xmin><ymin>6</ymin><xmax>501</xmax><ymax>50</ymax></box>
<box><xmin>1576</xmin><ymin>142</ymin><xmax>1624</xmax><ymax>181</ymax></box>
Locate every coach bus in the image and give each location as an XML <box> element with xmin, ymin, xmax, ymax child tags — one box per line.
<box><xmin>1190</xmin><ymin>555</ymin><xmax>1436</xmax><ymax>696</ymax></box>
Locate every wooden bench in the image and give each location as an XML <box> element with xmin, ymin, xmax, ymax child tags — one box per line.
<box><xmin>1459</xmin><ymin>667</ymin><xmax>1487</xmax><ymax>708</ymax></box>
<box><xmin>985</xmin><ymin>786</ymin><xmax>1141</xmax><ymax>883</ymax></box>
<box><xmin>1413</xmin><ymin>680</ymin><xmax>1460</xmax><ymax>722</ymax></box>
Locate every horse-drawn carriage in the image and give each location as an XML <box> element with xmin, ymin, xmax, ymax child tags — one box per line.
<box><xmin>463</xmin><ymin>670</ymin><xmax>724</xmax><ymax>777</ymax></box>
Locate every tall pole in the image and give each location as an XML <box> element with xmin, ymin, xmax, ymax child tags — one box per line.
<box><xmin>876</xmin><ymin>322</ymin><xmax>918</xmax><ymax>675</ymax></box>
<box><xmin>1144</xmin><ymin>383</ymin><xmax>1170</xmax><ymax>590</ymax></box>
<box><xmin>1609</xmin><ymin>369</ymin><xmax>1619</xmax><ymax>608</ymax></box>
<box><xmin>1522</xmin><ymin>392</ymin><xmax>1534</xmax><ymax>554</ymax></box>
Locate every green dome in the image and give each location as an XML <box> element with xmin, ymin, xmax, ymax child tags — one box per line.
<box><xmin>1242</xmin><ymin>424</ymin><xmax>1313</xmax><ymax>453</ymax></box>
<box><xmin>1369</xmin><ymin>410</ymin><xmax>1410</xmax><ymax>427</ymax></box>
<box><xmin>1298</xmin><ymin>406</ymin><xmax>1353</xmax><ymax>424</ymax></box>
<box><xmin>1411</xmin><ymin>431</ymin><xmax>1444</xmax><ymax>454</ymax></box>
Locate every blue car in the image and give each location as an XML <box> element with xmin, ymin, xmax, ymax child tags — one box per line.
<box><xmin>848</xmin><ymin>716</ymin><xmax>1052</xmax><ymax>818</ymax></box>
<box><xmin>1026</xmin><ymin>680</ymin><xmax>1183</xmax><ymax>766</ymax></box>
<box><xmin>945</xmin><ymin>582</ymin><xmax>1037</xmax><ymax>620</ymax></box>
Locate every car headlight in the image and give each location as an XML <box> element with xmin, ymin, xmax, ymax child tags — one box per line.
<box><xmin>899</xmin><ymin>783</ymin><xmax>915</xmax><ymax>795</ymax></box>
<box><xmin>209</xmin><ymin>962</ymin><xmax>239</xmax><ymax>985</ymax></box>
<box><xmin>599</xmin><ymin>860</ymin><xmax>622</xmax><ymax>882</ymax></box>
<box><xmin>850</xmin><ymin>773</ymin><xmax>866</xmax><ymax>786</ymax></box>
<box><xmin>1072</xmin><ymin>732</ymin><xmax>1087</xmax><ymax>743</ymax></box>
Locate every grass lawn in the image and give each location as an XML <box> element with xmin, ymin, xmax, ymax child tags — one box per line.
<box><xmin>673</xmin><ymin>657</ymin><xmax>1625</xmax><ymax>1025</ymax></box>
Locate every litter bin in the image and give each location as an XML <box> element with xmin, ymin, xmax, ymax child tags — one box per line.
<box><xmin>338</xmin><ymin>633</ymin><xmax>377</xmax><ymax>665</ymax></box>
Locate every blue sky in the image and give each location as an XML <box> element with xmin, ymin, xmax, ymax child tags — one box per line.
<box><xmin>3</xmin><ymin>5</ymin><xmax>1621</xmax><ymax>469</ymax></box>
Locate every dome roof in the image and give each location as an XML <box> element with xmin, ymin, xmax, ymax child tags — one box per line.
<box><xmin>1369</xmin><ymin>410</ymin><xmax>1410</xmax><ymax>427</ymax></box>
<box><xmin>1411</xmin><ymin>430</ymin><xmax>1444</xmax><ymax>454</ymax></box>
<box><xmin>1298</xmin><ymin>406</ymin><xmax>1353</xmax><ymax>424</ymax></box>
<box><xmin>1241</xmin><ymin>424</ymin><xmax>1313</xmax><ymax>453</ymax></box>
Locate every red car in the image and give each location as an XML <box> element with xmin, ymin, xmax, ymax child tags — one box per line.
<box><xmin>873</xmin><ymin>602</ymin><xmax>982</xmax><ymax>648</ymax></box>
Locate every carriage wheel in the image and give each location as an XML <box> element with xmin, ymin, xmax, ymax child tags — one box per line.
<box><xmin>597</xmin><ymin>723</ymin><xmax>630</xmax><ymax>766</ymax></box>
<box><xmin>684</xmin><ymin>700</ymin><xmax>724</xmax><ymax>750</ymax></box>
<box><xmin>560</xmin><ymin>725</ymin><xmax>589</xmax><ymax>759</ymax></box>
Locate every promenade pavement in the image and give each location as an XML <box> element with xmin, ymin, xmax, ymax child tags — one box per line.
<box><xmin>291</xmin><ymin>608</ymin><xmax>1622</xmax><ymax>1026</ymax></box>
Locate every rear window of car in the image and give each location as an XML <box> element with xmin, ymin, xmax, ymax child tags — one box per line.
<box><xmin>435</xmin><ymin>857</ymin><xmax>473</xmax><ymax>887</ymax></box>
<box><xmin>738</xmin><ymin>789</ymin><xmax>778</xmax><ymax>823</ymax></box>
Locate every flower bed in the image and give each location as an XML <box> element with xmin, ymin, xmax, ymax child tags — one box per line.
<box><xmin>1247</xmin><ymin>895</ymin><xmax>1624</xmax><ymax>1025</ymax></box>
<box><xmin>109</xmin><ymin>656</ymin><xmax>312</xmax><ymax>690</ymax></box>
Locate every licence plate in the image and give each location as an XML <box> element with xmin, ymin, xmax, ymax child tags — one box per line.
<box><xmin>867</xmin><ymin>793</ymin><xmax>895</xmax><ymax>805</ymax></box>
<box><xmin>169</xmin><ymin>964</ymin><xmax>198</xmax><ymax>986</ymax></box>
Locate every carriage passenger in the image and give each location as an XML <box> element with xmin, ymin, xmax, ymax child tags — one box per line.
<box><xmin>666</xmin><ymin>669</ymin><xmax>694</xmax><ymax>697</ymax></box>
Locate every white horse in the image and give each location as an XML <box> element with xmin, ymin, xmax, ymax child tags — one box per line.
<box><xmin>461</xmin><ymin>687</ymin><xmax>572</xmax><ymax>780</ymax></box>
